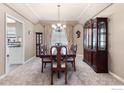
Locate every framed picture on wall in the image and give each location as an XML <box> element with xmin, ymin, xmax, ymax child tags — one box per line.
<box><xmin>76</xmin><ymin>30</ymin><xmax>81</xmax><ymax>38</ymax></box>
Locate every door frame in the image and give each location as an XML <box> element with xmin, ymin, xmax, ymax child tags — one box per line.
<box><xmin>5</xmin><ymin>13</ymin><xmax>25</xmax><ymax>74</ymax></box>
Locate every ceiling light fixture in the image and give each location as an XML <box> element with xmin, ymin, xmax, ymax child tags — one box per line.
<box><xmin>52</xmin><ymin>5</ymin><xmax>66</xmax><ymax>32</ymax></box>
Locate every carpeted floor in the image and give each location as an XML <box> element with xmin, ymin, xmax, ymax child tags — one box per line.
<box><xmin>0</xmin><ymin>56</ymin><xmax>123</xmax><ymax>85</ymax></box>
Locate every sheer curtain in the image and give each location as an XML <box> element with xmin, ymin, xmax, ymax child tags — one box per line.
<box><xmin>51</xmin><ymin>28</ymin><xmax>68</xmax><ymax>46</ymax></box>
<box><xmin>66</xmin><ymin>25</ymin><xmax>73</xmax><ymax>43</ymax></box>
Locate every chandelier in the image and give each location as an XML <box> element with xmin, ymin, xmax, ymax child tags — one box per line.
<box><xmin>52</xmin><ymin>5</ymin><xmax>66</xmax><ymax>32</ymax></box>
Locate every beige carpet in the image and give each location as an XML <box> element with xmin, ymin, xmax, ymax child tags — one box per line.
<box><xmin>0</xmin><ymin>56</ymin><xmax>123</xmax><ymax>85</ymax></box>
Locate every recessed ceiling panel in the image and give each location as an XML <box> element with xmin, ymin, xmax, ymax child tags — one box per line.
<box><xmin>6</xmin><ymin>3</ymin><xmax>111</xmax><ymax>24</ymax></box>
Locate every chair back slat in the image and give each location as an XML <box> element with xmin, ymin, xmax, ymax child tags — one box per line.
<box><xmin>40</xmin><ymin>44</ymin><xmax>47</xmax><ymax>55</ymax></box>
<box><xmin>50</xmin><ymin>45</ymin><xmax>67</xmax><ymax>69</ymax></box>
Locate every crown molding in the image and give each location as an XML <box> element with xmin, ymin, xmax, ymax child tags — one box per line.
<box><xmin>40</xmin><ymin>20</ymin><xmax>78</xmax><ymax>26</ymax></box>
<box><xmin>3</xmin><ymin>3</ymin><xmax>36</xmax><ymax>25</ymax></box>
<box><xmin>77</xmin><ymin>4</ymin><xmax>91</xmax><ymax>20</ymax></box>
<box><xmin>92</xmin><ymin>3</ymin><xmax>113</xmax><ymax>18</ymax></box>
<box><xmin>78</xmin><ymin>3</ymin><xmax>113</xmax><ymax>25</ymax></box>
<box><xmin>25</xmin><ymin>4</ymin><xmax>41</xmax><ymax>21</ymax></box>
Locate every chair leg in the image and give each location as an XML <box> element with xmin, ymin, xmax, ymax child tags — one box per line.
<box><xmin>58</xmin><ymin>71</ymin><xmax>60</xmax><ymax>79</ymax></box>
<box><xmin>44</xmin><ymin>63</ymin><xmax>46</xmax><ymax>68</ymax></box>
<box><xmin>65</xmin><ymin>70</ymin><xmax>67</xmax><ymax>84</ymax></box>
<box><xmin>41</xmin><ymin>62</ymin><xmax>44</xmax><ymax>73</ymax></box>
<box><xmin>71</xmin><ymin>62</ymin><xmax>74</xmax><ymax>67</ymax></box>
<box><xmin>73</xmin><ymin>59</ymin><xmax>76</xmax><ymax>71</ymax></box>
<box><xmin>51</xmin><ymin>71</ymin><xmax>53</xmax><ymax>85</ymax></box>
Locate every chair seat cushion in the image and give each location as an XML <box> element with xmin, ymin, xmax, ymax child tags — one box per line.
<box><xmin>42</xmin><ymin>58</ymin><xmax>51</xmax><ymax>62</ymax></box>
<box><xmin>67</xmin><ymin>57</ymin><xmax>74</xmax><ymax>61</ymax></box>
<box><xmin>52</xmin><ymin>62</ymin><xmax>66</xmax><ymax>68</ymax></box>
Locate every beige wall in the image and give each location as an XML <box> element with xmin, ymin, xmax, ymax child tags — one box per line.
<box><xmin>44</xmin><ymin>24</ymin><xmax>52</xmax><ymax>48</ymax></box>
<box><xmin>73</xmin><ymin>24</ymin><xmax>83</xmax><ymax>55</ymax></box>
<box><xmin>24</xmin><ymin>21</ymin><xmax>34</xmax><ymax>61</ymax></box>
<box><xmin>34</xmin><ymin>24</ymin><xmax>44</xmax><ymax>33</ymax></box>
<box><xmin>66</xmin><ymin>25</ymin><xmax>73</xmax><ymax>43</ymax></box>
<box><xmin>0</xmin><ymin>4</ymin><xmax>35</xmax><ymax>76</ymax></box>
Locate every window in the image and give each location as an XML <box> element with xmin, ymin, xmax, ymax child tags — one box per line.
<box><xmin>51</xmin><ymin>28</ymin><xmax>68</xmax><ymax>46</ymax></box>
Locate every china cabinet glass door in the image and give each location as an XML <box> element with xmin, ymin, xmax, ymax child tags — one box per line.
<box><xmin>98</xmin><ymin>22</ymin><xmax>106</xmax><ymax>50</ymax></box>
<box><xmin>83</xmin><ymin>28</ymin><xmax>87</xmax><ymax>48</ymax></box>
<box><xmin>83</xmin><ymin>18</ymin><xmax>108</xmax><ymax>73</ymax></box>
<box><xmin>93</xmin><ymin>26</ymin><xmax>97</xmax><ymax>50</ymax></box>
<box><xmin>86</xmin><ymin>28</ymin><xmax>89</xmax><ymax>48</ymax></box>
<box><xmin>88</xmin><ymin>28</ymin><xmax>92</xmax><ymax>48</ymax></box>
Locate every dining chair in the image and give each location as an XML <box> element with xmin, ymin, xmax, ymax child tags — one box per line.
<box><xmin>67</xmin><ymin>44</ymin><xmax>77</xmax><ymax>71</ymax></box>
<box><xmin>50</xmin><ymin>45</ymin><xmax>68</xmax><ymax>85</ymax></box>
<box><xmin>40</xmin><ymin>45</ymin><xmax>51</xmax><ymax>73</ymax></box>
<box><xmin>55</xmin><ymin>43</ymin><xmax>62</xmax><ymax>46</ymax></box>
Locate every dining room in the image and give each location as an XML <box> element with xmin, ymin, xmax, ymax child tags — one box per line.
<box><xmin>0</xmin><ymin>3</ymin><xmax>124</xmax><ymax>86</ymax></box>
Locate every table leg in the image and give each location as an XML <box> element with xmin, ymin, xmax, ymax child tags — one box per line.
<box><xmin>41</xmin><ymin>62</ymin><xmax>43</xmax><ymax>73</ymax></box>
<box><xmin>51</xmin><ymin>71</ymin><xmax>53</xmax><ymax>85</ymax></box>
<box><xmin>58</xmin><ymin>71</ymin><xmax>60</xmax><ymax>78</ymax></box>
<box><xmin>73</xmin><ymin>57</ymin><xmax>76</xmax><ymax>71</ymax></box>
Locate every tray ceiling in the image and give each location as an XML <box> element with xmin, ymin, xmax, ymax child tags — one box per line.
<box><xmin>6</xmin><ymin>3</ymin><xmax>111</xmax><ymax>24</ymax></box>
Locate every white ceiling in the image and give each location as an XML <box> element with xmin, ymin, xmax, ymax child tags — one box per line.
<box><xmin>6</xmin><ymin>3</ymin><xmax>111</xmax><ymax>24</ymax></box>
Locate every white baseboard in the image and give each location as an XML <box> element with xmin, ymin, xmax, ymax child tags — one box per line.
<box><xmin>109</xmin><ymin>71</ymin><xmax>124</xmax><ymax>84</ymax></box>
<box><xmin>24</xmin><ymin>56</ymin><xmax>35</xmax><ymax>64</ymax></box>
<box><xmin>0</xmin><ymin>74</ymin><xmax>7</xmax><ymax>80</ymax></box>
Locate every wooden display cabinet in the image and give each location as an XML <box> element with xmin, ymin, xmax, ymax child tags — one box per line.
<box><xmin>36</xmin><ymin>32</ymin><xmax>43</xmax><ymax>57</ymax></box>
<box><xmin>83</xmin><ymin>19</ymin><xmax>93</xmax><ymax>66</ymax></box>
<box><xmin>83</xmin><ymin>17</ymin><xmax>108</xmax><ymax>73</ymax></box>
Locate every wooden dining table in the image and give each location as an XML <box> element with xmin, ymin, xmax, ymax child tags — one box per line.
<box><xmin>39</xmin><ymin>49</ymin><xmax>76</xmax><ymax>71</ymax></box>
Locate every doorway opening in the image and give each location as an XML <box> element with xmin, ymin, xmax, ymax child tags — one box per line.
<box><xmin>5</xmin><ymin>14</ymin><xmax>24</xmax><ymax>74</ymax></box>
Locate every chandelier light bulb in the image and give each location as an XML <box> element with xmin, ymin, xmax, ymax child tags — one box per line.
<box><xmin>52</xmin><ymin>24</ymin><xmax>55</xmax><ymax>28</ymax></box>
<box><xmin>63</xmin><ymin>25</ymin><xmax>66</xmax><ymax>28</ymax></box>
<box><xmin>52</xmin><ymin>24</ymin><xmax>57</xmax><ymax>29</ymax></box>
<box><xmin>57</xmin><ymin>23</ymin><xmax>61</xmax><ymax>27</ymax></box>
